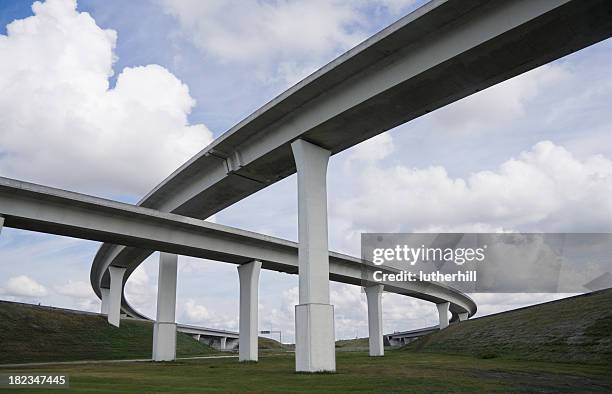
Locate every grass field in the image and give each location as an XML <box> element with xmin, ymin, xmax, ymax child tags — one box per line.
<box><xmin>3</xmin><ymin>351</ymin><xmax>611</xmax><ymax>392</ymax></box>
<box><xmin>2</xmin><ymin>291</ymin><xmax>612</xmax><ymax>391</ymax></box>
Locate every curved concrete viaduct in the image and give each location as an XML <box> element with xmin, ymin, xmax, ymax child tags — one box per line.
<box><xmin>0</xmin><ymin>176</ymin><xmax>475</xmax><ymax>356</ymax></box>
<box><xmin>94</xmin><ymin>0</ymin><xmax>612</xmax><ymax>283</ymax></box>
<box><xmin>88</xmin><ymin>0</ymin><xmax>612</xmax><ymax>371</ymax></box>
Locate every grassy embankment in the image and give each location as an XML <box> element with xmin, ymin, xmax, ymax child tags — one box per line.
<box><xmin>0</xmin><ymin>302</ymin><xmax>217</xmax><ymax>364</ymax></box>
<box><xmin>404</xmin><ymin>289</ymin><xmax>612</xmax><ymax>364</ymax></box>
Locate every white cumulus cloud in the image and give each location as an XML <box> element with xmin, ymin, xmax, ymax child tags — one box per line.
<box><xmin>339</xmin><ymin>140</ymin><xmax>612</xmax><ymax>233</ymax></box>
<box><xmin>124</xmin><ymin>260</ymin><xmax>158</xmax><ymax>318</ymax></box>
<box><xmin>54</xmin><ymin>280</ymin><xmax>95</xmax><ymax>299</ymax></box>
<box><xmin>182</xmin><ymin>298</ymin><xmax>237</xmax><ymax>330</ymax></box>
<box><xmin>183</xmin><ymin>299</ymin><xmax>211</xmax><ymax>321</ymax></box>
<box><xmin>346</xmin><ymin>132</ymin><xmax>395</xmax><ymax>165</ymax></box>
<box><xmin>1</xmin><ymin>275</ymin><xmax>48</xmax><ymax>297</ymax></box>
<box><xmin>160</xmin><ymin>0</ymin><xmax>418</xmax><ymax>85</ymax></box>
<box><xmin>0</xmin><ymin>0</ymin><xmax>213</xmax><ymax>196</ymax></box>
<box><xmin>424</xmin><ymin>64</ymin><xmax>569</xmax><ymax>136</ymax></box>
<box><xmin>161</xmin><ymin>0</ymin><xmax>361</xmax><ymax>62</ymax></box>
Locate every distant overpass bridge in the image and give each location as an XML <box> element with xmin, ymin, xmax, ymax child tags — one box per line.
<box><xmin>175</xmin><ymin>324</ymin><xmax>239</xmax><ymax>351</ymax></box>
<box><xmin>385</xmin><ymin>326</ymin><xmax>440</xmax><ymax>347</ymax></box>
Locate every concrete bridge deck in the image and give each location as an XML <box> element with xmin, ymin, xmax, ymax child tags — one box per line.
<box><xmin>0</xmin><ymin>176</ymin><xmax>476</xmax><ymax>319</ymax></box>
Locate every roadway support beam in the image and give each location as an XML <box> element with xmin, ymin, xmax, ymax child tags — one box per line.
<box><xmin>100</xmin><ymin>287</ymin><xmax>110</xmax><ymax>315</ymax></box>
<box><xmin>291</xmin><ymin>139</ymin><xmax>336</xmax><ymax>372</ymax></box>
<box><xmin>153</xmin><ymin>252</ymin><xmax>178</xmax><ymax>362</ymax></box>
<box><xmin>365</xmin><ymin>285</ymin><xmax>384</xmax><ymax>356</ymax></box>
<box><xmin>437</xmin><ymin>302</ymin><xmax>450</xmax><ymax>329</ymax></box>
<box><xmin>458</xmin><ymin>312</ymin><xmax>469</xmax><ymax>322</ymax></box>
<box><xmin>108</xmin><ymin>266</ymin><xmax>126</xmax><ymax>327</ymax></box>
<box><xmin>238</xmin><ymin>260</ymin><xmax>261</xmax><ymax>362</ymax></box>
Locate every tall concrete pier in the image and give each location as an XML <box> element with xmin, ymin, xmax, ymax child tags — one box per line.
<box><xmin>292</xmin><ymin>139</ymin><xmax>336</xmax><ymax>373</ymax></box>
<box><xmin>153</xmin><ymin>253</ymin><xmax>178</xmax><ymax>361</ymax></box>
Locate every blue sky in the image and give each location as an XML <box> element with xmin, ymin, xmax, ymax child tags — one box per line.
<box><xmin>1</xmin><ymin>0</ymin><xmax>611</xmax><ymax>342</ymax></box>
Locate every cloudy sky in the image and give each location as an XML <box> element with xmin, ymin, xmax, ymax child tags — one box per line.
<box><xmin>1</xmin><ymin>0</ymin><xmax>611</xmax><ymax>342</ymax></box>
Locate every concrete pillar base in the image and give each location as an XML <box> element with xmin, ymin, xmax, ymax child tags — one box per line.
<box><xmin>291</xmin><ymin>139</ymin><xmax>335</xmax><ymax>372</ymax></box>
<box><xmin>437</xmin><ymin>302</ymin><xmax>450</xmax><ymax>329</ymax></box>
<box><xmin>108</xmin><ymin>266</ymin><xmax>126</xmax><ymax>327</ymax></box>
<box><xmin>458</xmin><ymin>312</ymin><xmax>469</xmax><ymax>322</ymax></box>
<box><xmin>365</xmin><ymin>285</ymin><xmax>384</xmax><ymax>357</ymax></box>
<box><xmin>153</xmin><ymin>322</ymin><xmax>177</xmax><ymax>361</ymax></box>
<box><xmin>238</xmin><ymin>260</ymin><xmax>261</xmax><ymax>362</ymax></box>
<box><xmin>152</xmin><ymin>253</ymin><xmax>178</xmax><ymax>362</ymax></box>
<box><xmin>295</xmin><ymin>303</ymin><xmax>336</xmax><ymax>372</ymax></box>
<box><xmin>100</xmin><ymin>288</ymin><xmax>110</xmax><ymax>315</ymax></box>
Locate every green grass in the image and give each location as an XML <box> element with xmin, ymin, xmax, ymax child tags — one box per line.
<box><xmin>3</xmin><ymin>351</ymin><xmax>611</xmax><ymax>393</ymax></box>
<box><xmin>258</xmin><ymin>337</ymin><xmax>291</xmax><ymax>351</ymax></box>
<box><xmin>404</xmin><ymin>289</ymin><xmax>612</xmax><ymax>364</ymax></box>
<box><xmin>0</xmin><ymin>302</ymin><xmax>218</xmax><ymax>364</ymax></box>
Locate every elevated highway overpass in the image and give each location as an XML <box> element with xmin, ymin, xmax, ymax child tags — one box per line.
<box><xmin>89</xmin><ymin>0</ymin><xmax>612</xmax><ymax>371</ymax></box>
<box><xmin>1</xmin><ymin>0</ymin><xmax>610</xmax><ymax>372</ymax></box>
<box><xmin>0</xmin><ymin>176</ymin><xmax>475</xmax><ymax>356</ymax></box>
<box><xmin>0</xmin><ymin>177</ymin><xmax>475</xmax><ymax>316</ymax></box>
<box><xmin>94</xmin><ymin>0</ymin><xmax>612</xmax><ymax>289</ymax></box>
<box><xmin>92</xmin><ymin>0</ymin><xmax>612</xmax><ymax>371</ymax></box>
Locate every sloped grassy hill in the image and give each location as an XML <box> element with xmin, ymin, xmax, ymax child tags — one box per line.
<box><xmin>335</xmin><ymin>337</ymin><xmax>369</xmax><ymax>351</ymax></box>
<box><xmin>258</xmin><ymin>337</ymin><xmax>291</xmax><ymax>350</ymax></box>
<box><xmin>0</xmin><ymin>301</ymin><xmax>217</xmax><ymax>364</ymax></box>
<box><xmin>404</xmin><ymin>289</ymin><xmax>612</xmax><ymax>364</ymax></box>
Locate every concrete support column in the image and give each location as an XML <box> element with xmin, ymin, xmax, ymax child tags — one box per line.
<box><xmin>153</xmin><ymin>253</ymin><xmax>178</xmax><ymax>362</ymax></box>
<box><xmin>365</xmin><ymin>285</ymin><xmax>384</xmax><ymax>357</ymax></box>
<box><xmin>0</xmin><ymin>215</ymin><xmax>4</xmax><ymax>235</ymax></box>
<box><xmin>458</xmin><ymin>312</ymin><xmax>469</xmax><ymax>322</ymax></box>
<box><xmin>107</xmin><ymin>266</ymin><xmax>126</xmax><ymax>327</ymax></box>
<box><xmin>238</xmin><ymin>260</ymin><xmax>262</xmax><ymax>362</ymax></box>
<box><xmin>220</xmin><ymin>337</ymin><xmax>227</xmax><ymax>351</ymax></box>
<box><xmin>437</xmin><ymin>302</ymin><xmax>450</xmax><ymax>329</ymax></box>
<box><xmin>100</xmin><ymin>287</ymin><xmax>110</xmax><ymax>315</ymax></box>
<box><xmin>291</xmin><ymin>139</ymin><xmax>336</xmax><ymax>373</ymax></box>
